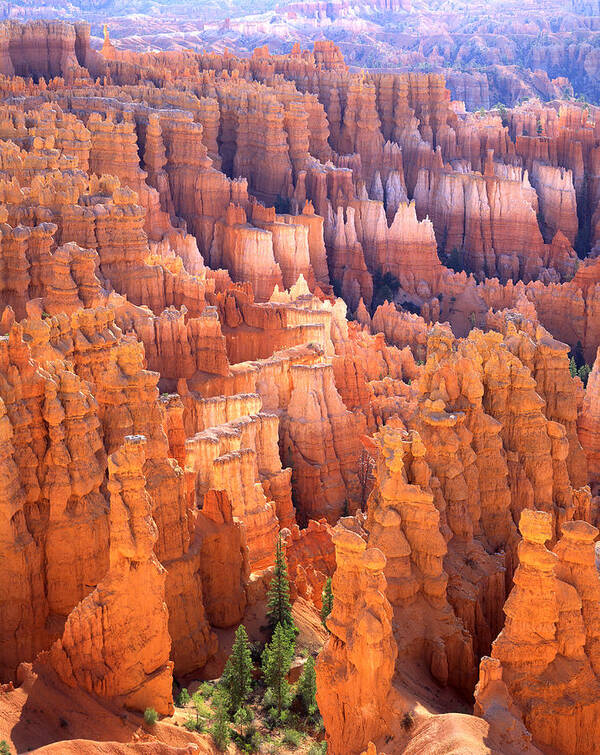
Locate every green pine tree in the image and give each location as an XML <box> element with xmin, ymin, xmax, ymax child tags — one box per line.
<box><xmin>221</xmin><ymin>624</ymin><xmax>253</xmax><ymax>713</ymax></box>
<box><xmin>321</xmin><ymin>577</ymin><xmax>333</xmax><ymax>628</ymax></box>
<box><xmin>570</xmin><ymin>356</ymin><xmax>578</xmax><ymax>378</ymax></box>
<box><xmin>267</xmin><ymin>536</ymin><xmax>295</xmax><ymax>634</ymax></box>
<box><xmin>261</xmin><ymin>622</ymin><xmax>295</xmax><ymax>715</ymax></box>
<box><xmin>579</xmin><ymin>363</ymin><xmax>592</xmax><ymax>386</ymax></box>
<box><xmin>191</xmin><ymin>691</ymin><xmax>211</xmax><ymax>730</ymax></box>
<box><xmin>296</xmin><ymin>655</ymin><xmax>317</xmax><ymax>715</ymax></box>
<box><xmin>210</xmin><ymin>688</ymin><xmax>231</xmax><ymax>751</ymax></box>
<box><xmin>233</xmin><ymin>705</ymin><xmax>254</xmax><ymax>740</ymax></box>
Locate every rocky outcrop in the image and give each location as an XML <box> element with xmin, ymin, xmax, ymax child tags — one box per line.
<box><xmin>315</xmin><ymin>526</ymin><xmax>397</xmax><ymax>755</ymax></box>
<box><xmin>530</xmin><ymin>162</ymin><xmax>578</xmax><ymax>246</ymax></box>
<box><xmin>414</xmin><ymin>327</ymin><xmax>516</xmax><ymax>658</ymax></box>
<box><xmin>185</xmin><ymin>411</ymin><xmax>282</xmax><ymax>571</ymax></box>
<box><xmin>282</xmin><ymin>518</ymin><xmax>335</xmax><ymax>608</ymax></box>
<box><xmin>578</xmin><ymin>346</ymin><xmax>600</xmax><ymax>488</ymax></box>
<box><xmin>0</xmin><ymin>321</ymin><xmax>109</xmax><ymax>681</ymax></box>
<box><xmin>414</xmin><ymin>161</ymin><xmax>554</xmax><ymax>283</ymax></box>
<box><xmin>281</xmin><ymin>362</ymin><xmax>365</xmax><ymax>523</ymax></box>
<box><xmin>47</xmin><ymin>435</ymin><xmax>173</xmax><ymax>716</ymax></box>
<box><xmin>0</xmin><ymin>20</ymin><xmax>90</xmax><ymax>83</ymax></box>
<box><xmin>474</xmin><ymin>656</ymin><xmax>542</xmax><ymax>755</ymax></box>
<box><xmin>1</xmin><ymin>21</ymin><xmax>600</xmax><ymax>755</ymax></box>
<box><xmin>471</xmin><ymin>327</ymin><xmax>583</xmax><ymax>537</ymax></box>
<box><xmin>351</xmin><ymin>199</ymin><xmax>442</xmax><ymax>299</ymax></box>
<box><xmin>251</xmin><ymin>202</ymin><xmax>317</xmax><ymax>291</ymax></box>
<box><xmin>489</xmin><ymin>509</ymin><xmax>600</xmax><ymax>755</ymax></box>
<box><xmin>211</xmin><ymin>204</ymin><xmax>284</xmax><ymax>301</ymax></box>
<box><xmin>365</xmin><ymin>419</ymin><xmax>476</xmax><ymax>695</ymax></box>
<box><xmin>327</xmin><ymin>204</ymin><xmax>373</xmax><ymax>310</ymax></box>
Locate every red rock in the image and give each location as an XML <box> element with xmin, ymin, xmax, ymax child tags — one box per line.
<box><xmin>281</xmin><ymin>362</ymin><xmax>365</xmax><ymax>523</ymax></box>
<box><xmin>47</xmin><ymin>435</ymin><xmax>174</xmax><ymax>716</ymax></box>
<box><xmin>489</xmin><ymin>510</ymin><xmax>600</xmax><ymax>755</ymax></box>
<box><xmin>282</xmin><ymin>519</ymin><xmax>335</xmax><ymax>608</ymax></box>
<box><xmin>578</xmin><ymin>346</ymin><xmax>600</xmax><ymax>489</ymax></box>
<box><xmin>316</xmin><ymin>527</ymin><xmax>397</xmax><ymax>755</ymax></box>
<box><xmin>365</xmin><ymin>418</ymin><xmax>476</xmax><ymax>694</ymax></box>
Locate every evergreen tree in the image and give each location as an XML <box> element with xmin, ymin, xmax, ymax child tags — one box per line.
<box><xmin>266</xmin><ymin>536</ymin><xmax>295</xmax><ymax>633</ymax></box>
<box><xmin>233</xmin><ymin>706</ymin><xmax>254</xmax><ymax>740</ymax></box>
<box><xmin>570</xmin><ymin>356</ymin><xmax>578</xmax><ymax>377</ymax></box>
<box><xmin>221</xmin><ymin>624</ymin><xmax>253</xmax><ymax>712</ymax></box>
<box><xmin>210</xmin><ymin>688</ymin><xmax>231</xmax><ymax>751</ymax></box>
<box><xmin>321</xmin><ymin>577</ymin><xmax>333</xmax><ymax>628</ymax></box>
<box><xmin>191</xmin><ymin>691</ymin><xmax>211</xmax><ymax>730</ymax></box>
<box><xmin>261</xmin><ymin>623</ymin><xmax>295</xmax><ymax>715</ymax></box>
<box><xmin>579</xmin><ymin>363</ymin><xmax>592</xmax><ymax>386</ymax></box>
<box><xmin>296</xmin><ymin>655</ymin><xmax>317</xmax><ymax>715</ymax></box>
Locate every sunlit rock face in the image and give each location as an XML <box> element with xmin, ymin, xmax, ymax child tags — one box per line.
<box><xmin>0</xmin><ymin>16</ymin><xmax>598</xmax><ymax>755</ymax></box>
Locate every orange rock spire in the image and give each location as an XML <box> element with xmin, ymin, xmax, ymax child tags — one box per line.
<box><xmin>48</xmin><ymin>436</ymin><xmax>174</xmax><ymax>715</ymax></box>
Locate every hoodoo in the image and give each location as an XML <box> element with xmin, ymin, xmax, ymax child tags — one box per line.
<box><xmin>0</xmin><ymin>6</ymin><xmax>599</xmax><ymax>753</ymax></box>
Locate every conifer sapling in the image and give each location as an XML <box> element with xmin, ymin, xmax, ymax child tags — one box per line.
<box><xmin>221</xmin><ymin>623</ymin><xmax>253</xmax><ymax>712</ymax></box>
<box><xmin>261</xmin><ymin>622</ymin><xmax>295</xmax><ymax>715</ymax></box>
<box><xmin>321</xmin><ymin>577</ymin><xmax>333</xmax><ymax>628</ymax></box>
<box><xmin>296</xmin><ymin>655</ymin><xmax>317</xmax><ymax>715</ymax></box>
<box><xmin>266</xmin><ymin>535</ymin><xmax>296</xmax><ymax>635</ymax></box>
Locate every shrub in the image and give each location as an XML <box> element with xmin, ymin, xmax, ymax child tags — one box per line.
<box><xmin>183</xmin><ymin>716</ymin><xmax>204</xmax><ymax>732</ymax></box>
<box><xmin>296</xmin><ymin>656</ymin><xmax>317</xmax><ymax>715</ymax></box>
<box><xmin>273</xmin><ymin>195</ymin><xmax>291</xmax><ymax>214</ymax></box>
<box><xmin>249</xmin><ymin>730</ymin><xmax>263</xmax><ymax>752</ymax></box>
<box><xmin>197</xmin><ymin>681</ymin><xmax>214</xmax><ymax>699</ymax></box>
<box><xmin>282</xmin><ymin>728</ymin><xmax>303</xmax><ymax>748</ymax></box>
<box><xmin>233</xmin><ymin>707</ymin><xmax>260</xmax><ymax>752</ymax></box>
<box><xmin>308</xmin><ymin>744</ymin><xmax>327</xmax><ymax>755</ymax></box>
<box><xmin>143</xmin><ymin>707</ymin><xmax>158</xmax><ymax>726</ymax></box>
<box><xmin>382</xmin><ymin>271</ymin><xmax>401</xmax><ymax>293</ymax></box>
<box><xmin>234</xmin><ymin>705</ymin><xmax>254</xmax><ymax>738</ymax></box>
<box><xmin>265</xmin><ymin>702</ymin><xmax>290</xmax><ymax>728</ymax></box>
<box><xmin>401</xmin><ymin>301</ymin><xmax>421</xmax><ymax>316</ymax></box>
<box><xmin>249</xmin><ymin>640</ymin><xmax>264</xmax><ymax>665</ymax></box>
<box><xmin>0</xmin><ymin>741</ymin><xmax>11</xmax><ymax>755</ymax></box>
<box><xmin>191</xmin><ymin>692</ymin><xmax>212</xmax><ymax>727</ymax></box>
<box><xmin>312</xmin><ymin>715</ymin><xmax>325</xmax><ymax>734</ymax></box>
<box><xmin>211</xmin><ymin>718</ymin><xmax>231</xmax><ymax>751</ymax></box>
<box><xmin>372</xmin><ymin>270</ymin><xmax>402</xmax><ymax>310</ymax></box>
<box><xmin>445</xmin><ymin>247</ymin><xmax>467</xmax><ymax>274</ymax></box>
<box><xmin>495</xmin><ymin>103</ymin><xmax>509</xmax><ymax>127</ymax></box>
<box><xmin>176</xmin><ymin>687</ymin><xmax>190</xmax><ymax>707</ymax></box>
<box><xmin>402</xmin><ymin>711</ymin><xmax>415</xmax><ymax>731</ymax></box>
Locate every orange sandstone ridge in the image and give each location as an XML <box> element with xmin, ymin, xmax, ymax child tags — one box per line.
<box><xmin>0</xmin><ymin>19</ymin><xmax>600</xmax><ymax>755</ymax></box>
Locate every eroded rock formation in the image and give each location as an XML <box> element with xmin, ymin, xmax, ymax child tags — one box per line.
<box><xmin>47</xmin><ymin>435</ymin><xmax>174</xmax><ymax>716</ymax></box>
<box><xmin>0</xmin><ymin>19</ymin><xmax>598</xmax><ymax>755</ymax></box>
<box><xmin>316</xmin><ymin>527</ymin><xmax>397</xmax><ymax>755</ymax></box>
